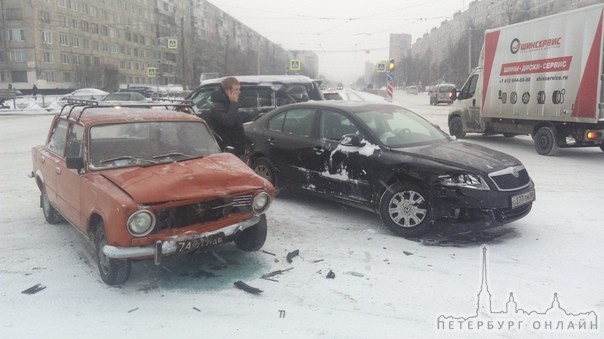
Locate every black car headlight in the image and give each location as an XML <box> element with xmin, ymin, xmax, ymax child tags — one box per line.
<box><xmin>252</xmin><ymin>192</ymin><xmax>271</xmax><ymax>214</ymax></box>
<box><xmin>127</xmin><ymin>210</ymin><xmax>156</xmax><ymax>237</ymax></box>
<box><xmin>439</xmin><ymin>174</ymin><xmax>490</xmax><ymax>190</ymax></box>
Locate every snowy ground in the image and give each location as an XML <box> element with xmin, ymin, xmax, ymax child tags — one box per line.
<box><xmin>1</xmin><ymin>90</ymin><xmax>602</xmax><ymax>338</ymax></box>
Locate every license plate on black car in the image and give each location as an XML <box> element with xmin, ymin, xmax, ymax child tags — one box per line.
<box><xmin>511</xmin><ymin>190</ymin><xmax>535</xmax><ymax>208</ymax></box>
<box><xmin>176</xmin><ymin>233</ymin><xmax>225</xmax><ymax>253</ymax></box>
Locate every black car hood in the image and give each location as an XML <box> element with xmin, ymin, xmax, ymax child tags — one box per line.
<box><xmin>390</xmin><ymin>141</ymin><xmax>520</xmax><ymax>174</ymax></box>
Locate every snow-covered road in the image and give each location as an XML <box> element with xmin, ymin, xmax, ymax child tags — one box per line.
<box><xmin>1</xmin><ymin>91</ymin><xmax>602</xmax><ymax>338</ymax></box>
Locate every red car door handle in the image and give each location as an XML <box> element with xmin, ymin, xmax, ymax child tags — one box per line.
<box><xmin>55</xmin><ymin>167</ymin><xmax>62</xmax><ymax>174</ymax></box>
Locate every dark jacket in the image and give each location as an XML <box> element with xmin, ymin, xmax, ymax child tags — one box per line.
<box><xmin>207</xmin><ymin>86</ymin><xmax>245</xmax><ymax>156</ymax></box>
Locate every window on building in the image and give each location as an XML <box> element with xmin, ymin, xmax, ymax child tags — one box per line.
<box><xmin>71</xmin><ymin>18</ymin><xmax>79</xmax><ymax>29</ymax></box>
<box><xmin>93</xmin><ymin>57</ymin><xmax>100</xmax><ymax>66</ymax></box>
<box><xmin>7</xmin><ymin>8</ymin><xmax>23</xmax><ymax>20</ymax></box>
<box><xmin>40</xmin><ymin>10</ymin><xmax>50</xmax><ymax>23</ymax></box>
<box><xmin>43</xmin><ymin>51</ymin><xmax>54</xmax><ymax>63</ymax></box>
<box><xmin>81</xmin><ymin>21</ymin><xmax>89</xmax><ymax>32</ymax></box>
<box><xmin>43</xmin><ymin>31</ymin><xmax>53</xmax><ymax>44</ymax></box>
<box><xmin>58</xmin><ymin>15</ymin><xmax>68</xmax><ymax>27</ymax></box>
<box><xmin>71</xmin><ymin>54</ymin><xmax>80</xmax><ymax>65</ymax></box>
<box><xmin>83</xmin><ymin>39</ymin><xmax>89</xmax><ymax>49</ymax></box>
<box><xmin>61</xmin><ymin>53</ymin><xmax>70</xmax><ymax>64</ymax></box>
<box><xmin>84</xmin><ymin>55</ymin><xmax>90</xmax><ymax>66</ymax></box>
<box><xmin>59</xmin><ymin>34</ymin><xmax>68</xmax><ymax>46</ymax></box>
<box><xmin>57</xmin><ymin>0</ymin><xmax>67</xmax><ymax>9</ymax></box>
<box><xmin>92</xmin><ymin>40</ymin><xmax>99</xmax><ymax>50</ymax></box>
<box><xmin>64</xmin><ymin>72</ymin><xmax>72</xmax><ymax>82</ymax></box>
<box><xmin>90</xmin><ymin>23</ymin><xmax>98</xmax><ymax>34</ymax></box>
<box><xmin>46</xmin><ymin>71</ymin><xmax>56</xmax><ymax>82</ymax></box>
<box><xmin>9</xmin><ymin>29</ymin><xmax>25</xmax><ymax>41</ymax></box>
<box><xmin>10</xmin><ymin>70</ymin><xmax>28</xmax><ymax>82</ymax></box>
<box><xmin>71</xmin><ymin>36</ymin><xmax>80</xmax><ymax>48</ymax></box>
<box><xmin>9</xmin><ymin>50</ymin><xmax>26</xmax><ymax>62</ymax></box>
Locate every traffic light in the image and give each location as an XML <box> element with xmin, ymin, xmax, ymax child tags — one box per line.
<box><xmin>389</xmin><ymin>58</ymin><xmax>395</xmax><ymax>71</ymax></box>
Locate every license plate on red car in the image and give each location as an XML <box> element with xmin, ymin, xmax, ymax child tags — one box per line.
<box><xmin>511</xmin><ymin>190</ymin><xmax>535</xmax><ymax>209</ymax></box>
<box><xmin>176</xmin><ymin>233</ymin><xmax>225</xmax><ymax>253</ymax></box>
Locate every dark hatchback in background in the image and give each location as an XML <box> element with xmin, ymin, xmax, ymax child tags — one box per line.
<box><xmin>183</xmin><ymin>75</ymin><xmax>325</xmax><ymax>122</ymax></box>
<box><xmin>245</xmin><ymin>101</ymin><xmax>535</xmax><ymax>237</ymax></box>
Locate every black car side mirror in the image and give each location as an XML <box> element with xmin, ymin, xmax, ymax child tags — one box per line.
<box><xmin>66</xmin><ymin>156</ymin><xmax>84</xmax><ymax>172</ymax></box>
<box><xmin>339</xmin><ymin>134</ymin><xmax>365</xmax><ymax>147</ymax></box>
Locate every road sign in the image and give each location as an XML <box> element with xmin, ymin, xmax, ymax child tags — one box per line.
<box><xmin>147</xmin><ymin>67</ymin><xmax>158</xmax><ymax>77</ymax></box>
<box><xmin>167</xmin><ymin>38</ymin><xmax>177</xmax><ymax>49</ymax></box>
<box><xmin>290</xmin><ymin>59</ymin><xmax>301</xmax><ymax>71</ymax></box>
<box><xmin>387</xmin><ymin>72</ymin><xmax>395</xmax><ymax>82</ymax></box>
<box><xmin>377</xmin><ymin>62</ymin><xmax>387</xmax><ymax>72</ymax></box>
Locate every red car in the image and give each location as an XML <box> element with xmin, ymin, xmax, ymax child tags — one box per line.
<box><xmin>32</xmin><ymin>104</ymin><xmax>275</xmax><ymax>285</ymax></box>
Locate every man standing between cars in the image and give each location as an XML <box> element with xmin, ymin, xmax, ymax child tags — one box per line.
<box><xmin>208</xmin><ymin>76</ymin><xmax>244</xmax><ymax>157</ymax></box>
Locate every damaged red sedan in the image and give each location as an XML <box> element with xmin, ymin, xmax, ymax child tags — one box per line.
<box><xmin>32</xmin><ymin>104</ymin><xmax>275</xmax><ymax>285</ymax></box>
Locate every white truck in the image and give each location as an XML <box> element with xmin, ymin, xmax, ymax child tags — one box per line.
<box><xmin>448</xmin><ymin>4</ymin><xmax>604</xmax><ymax>155</ymax></box>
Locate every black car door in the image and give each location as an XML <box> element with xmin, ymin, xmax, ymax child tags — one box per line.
<box><xmin>313</xmin><ymin>109</ymin><xmax>374</xmax><ymax>203</ymax></box>
<box><xmin>262</xmin><ymin>107</ymin><xmax>319</xmax><ymax>187</ymax></box>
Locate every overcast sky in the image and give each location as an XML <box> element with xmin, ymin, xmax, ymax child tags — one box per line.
<box><xmin>207</xmin><ymin>0</ymin><xmax>468</xmax><ymax>83</ymax></box>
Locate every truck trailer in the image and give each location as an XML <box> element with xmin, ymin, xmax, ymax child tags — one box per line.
<box><xmin>448</xmin><ymin>4</ymin><xmax>604</xmax><ymax>155</ymax></box>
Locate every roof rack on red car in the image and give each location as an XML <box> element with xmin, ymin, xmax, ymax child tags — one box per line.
<box><xmin>59</xmin><ymin>99</ymin><xmax>195</xmax><ymax>121</ymax></box>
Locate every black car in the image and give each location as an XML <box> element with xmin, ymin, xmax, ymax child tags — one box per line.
<box><xmin>183</xmin><ymin>75</ymin><xmax>325</xmax><ymax>122</ymax></box>
<box><xmin>245</xmin><ymin>101</ymin><xmax>535</xmax><ymax>237</ymax></box>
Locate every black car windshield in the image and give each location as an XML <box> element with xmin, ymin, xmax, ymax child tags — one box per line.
<box><xmin>357</xmin><ymin>108</ymin><xmax>449</xmax><ymax>147</ymax></box>
<box><xmin>88</xmin><ymin>121</ymin><xmax>220</xmax><ymax>169</ymax></box>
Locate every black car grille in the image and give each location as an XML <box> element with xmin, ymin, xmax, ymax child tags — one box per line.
<box><xmin>152</xmin><ymin>195</ymin><xmax>252</xmax><ymax>232</ymax></box>
<box><xmin>488</xmin><ymin>166</ymin><xmax>531</xmax><ymax>191</ymax></box>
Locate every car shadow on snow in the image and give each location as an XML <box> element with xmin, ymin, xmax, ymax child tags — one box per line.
<box><xmin>273</xmin><ymin>189</ymin><xmax>522</xmax><ymax>248</ymax></box>
<box><xmin>127</xmin><ymin>244</ymin><xmax>272</xmax><ymax>291</ymax></box>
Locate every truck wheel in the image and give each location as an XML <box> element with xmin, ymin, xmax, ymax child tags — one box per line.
<box><xmin>95</xmin><ymin>223</ymin><xmax>131</xmax><ymax>285</ymax></box>
<box><xmin>252</xmin><ymin>157</ymin><xmax>276</xmax><ymax>185</ymax></box>
<box><xmin>234</xmin><ymin>214</ymin><xmax>267</xmax><ymax>251</ymax></box>
<box><xmin>41</xmin><ymin>189</ymin><xmax>64</xmax><ymax>224</ymax></box>
<box><xmin>534</xmin><ymin>126</ymin><xmax>559</xmax><ymax>156</ymax></box>
<box><xmin>448</xmin><ymin>116</ymin><xmax>466</xmax><ymax>139</ymax></box>
<box><xmin>379</xmin><ymin>182</ymin><xmax>432</xmax><ymax>238</ymax></box>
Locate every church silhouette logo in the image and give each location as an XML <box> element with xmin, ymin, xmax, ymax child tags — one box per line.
<box><xmin>437</xmin><ymin>246</ymin><xmax>598</xmax><ymax>332</ymax></box>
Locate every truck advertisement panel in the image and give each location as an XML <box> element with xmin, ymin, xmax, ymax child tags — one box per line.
<box><xmin>481</xmin><ymin>4</ymin><xmax>603</xmax><ymax>123</ymax></box>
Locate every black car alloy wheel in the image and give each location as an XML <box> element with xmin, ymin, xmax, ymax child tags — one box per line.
<box><xmin>379</xmin><ymin>182</ymin><xmax>432</xmax><ymax>237</ymax></box>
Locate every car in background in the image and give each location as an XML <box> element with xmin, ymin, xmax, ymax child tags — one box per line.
<box><xmin>245</xmin><ymin>101</ymin><xmax>535</xmax><ymax>238</ymax></box>
<box><xmin>406</xmin><ymin>86</ymin><xmax>419</xmax><ymax>95</ymax></box>
<box><xmin>31</xmin><ymin>104</ymin><xmax>275</xmax><ymax>285</ymax></box>
<box><xmin>60</xmin><ymin>88</ymin><xmax>108</xmax><ymax>103</ymax></box>
<box><xmin>430</xmin><ymin>83</ymin><xmax>456</xmax><ymax>105</ymax></box>
<box><xmin>322</xmin><ymin>90</ymin><xmax>344</xmax><ymax>100</ymax></box>
<box><xmin>120</xmin><ymin>85</ymin><xmax>154</xmax><ymax>98</ymax></box>
<box><xmin>101</xmin><ymin>92</ymin><xmax>153</xmax><ymax>107</ymax></box>
<box><xmin>183</xmin><ymin>75</ymin><xmax>325</xmax><ymax>122</ymax></box>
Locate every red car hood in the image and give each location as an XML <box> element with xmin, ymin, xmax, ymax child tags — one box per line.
<box><xmin>100</xmin><ymin>153</ymin><xmax>270</xmax><ymax>204</ymax></box>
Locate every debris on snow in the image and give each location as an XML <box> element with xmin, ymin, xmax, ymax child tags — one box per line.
<box><xmin>403</xmin><ymin>251</ymin><xmax>414</xmax><ymax>256</ymax></box>
<box><xmin>233</xmin><ymin>280</ymin><xmax>263</xmax><ymax>294</ymax></box>
<box><xmin>312</xmin><ymin>259</ymin><xmax>324</xmax><ymax>263</ymax></box>
<box><xmin>21</xmin><ymin>283</ymin><xmax>46</xmax><ymax>295</ymax></box>
<box><xmin>127</xmin><ymin>308</ymin><xmax>139</xmax><ymax>313</ymax></box>
<box><xmin>262</xmin><ymin>250</ymin><xmax>276</xmax><ymax>256</ymax></box>
<box><xmin>346</xmin><ymin>271</ymin><xmax>364</xmax><ymax>277</ymax></box>
<box><xmin>261</xmin><ymin>267</ymin><xmax>293</xmax><ymax>280</ymax></box>
<box><xmin>326</xmin><ymin>270</ymin><xmax>336</xmax><ymax>279</ymax></box>
<box><xmin>286</xmin><ymin>249</ymin><xmax>299</xmax><ymax>263</ymax></box>
<box><xmin>192</xmin><ymin>307</ymin><xmax>201</xmax><ymax>312</ymax></box>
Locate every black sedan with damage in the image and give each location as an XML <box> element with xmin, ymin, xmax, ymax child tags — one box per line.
<box><xmin>245</xmin><ymin>101</ymin><xmax>535</xmax><ymax>237</ymax></box>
